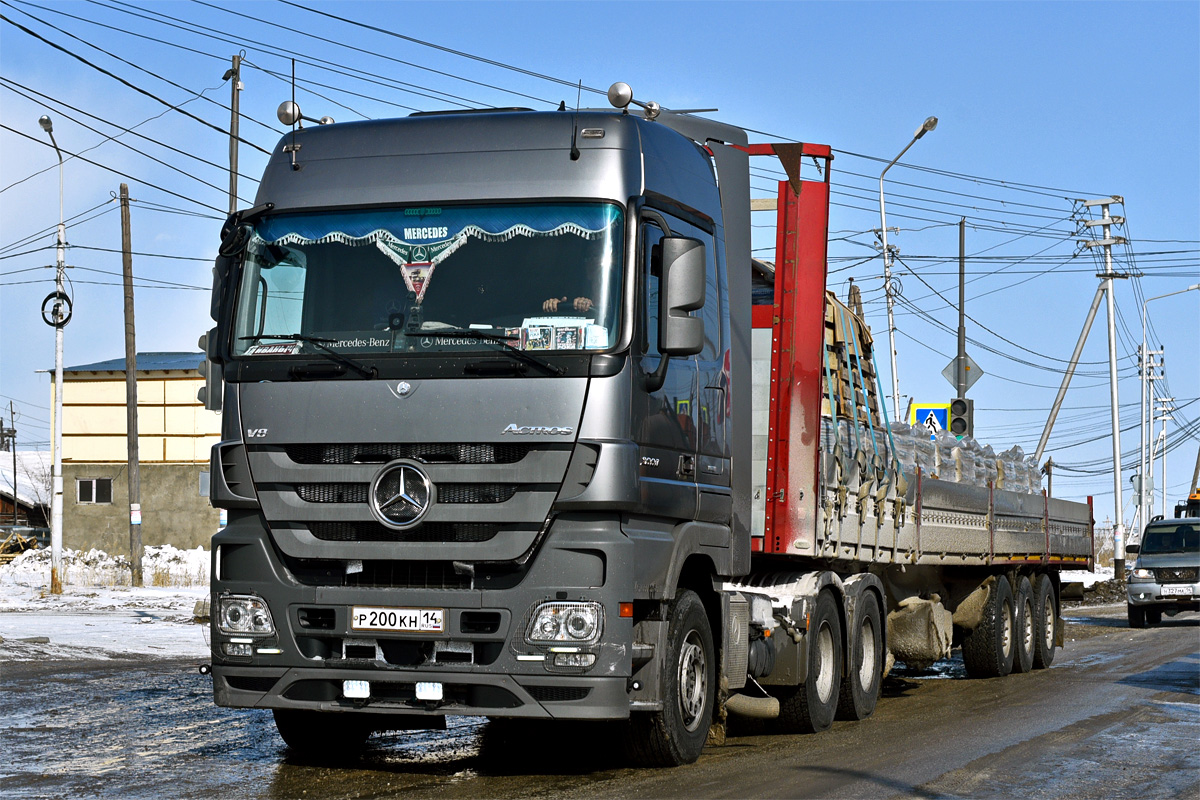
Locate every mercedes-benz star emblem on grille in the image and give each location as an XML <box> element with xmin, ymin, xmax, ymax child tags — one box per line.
<box><xmin>370</xmin><ymin>461</ymin><xmax>433</xmax><ymax>530</ymax></box>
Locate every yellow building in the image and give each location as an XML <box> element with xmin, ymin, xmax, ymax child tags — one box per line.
<box><xmin>56</xmin><ymin>352</ymin><xmax>221</xmax><ymax>552</ymax></box>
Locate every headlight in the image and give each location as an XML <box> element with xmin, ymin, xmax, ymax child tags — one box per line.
<box><xmin>218</xmin><ymin>594</ymin><xmax>275</xmax><ymax>635</ymax></box>
<box><xmin>1130</xmin><ymin>567</ymin><xmax>1155</xmax><ymax>582</ymax></box>
<box><xmin>525</xmin><ymin>602</ymin><xmax>603</xmax><ymax>645</ymax></box>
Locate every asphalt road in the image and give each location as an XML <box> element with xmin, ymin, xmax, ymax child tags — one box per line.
<box><xmin>1</xmin><ymin>604</ymin><xmax>1196</xmax><ymax>800</ymax></box>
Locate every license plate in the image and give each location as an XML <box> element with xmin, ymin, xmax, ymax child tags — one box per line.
<box><xmin>1162</xmin><ymin>586</ymin><xmax>1193</xmax><ymax>597</ymax></box>
<box><xmin>350</xmin><ymin>606</ymin><xmax>444</xmax><ymax>632</ymax></box>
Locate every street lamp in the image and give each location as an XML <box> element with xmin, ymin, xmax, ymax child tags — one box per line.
<box><xmin>879</xmin><ymin>116</ymin><xmax>938</xmax><ymax>422</ymax></box>
<box><xmin>1139</xmin><ymin>282</ymin><xmax>1200</xmax><ymax>538</ymax></box>
<box><xmin>39</xmin><ymin>114</ymin><xmax>66</xmax><ymax>595</ymax></box>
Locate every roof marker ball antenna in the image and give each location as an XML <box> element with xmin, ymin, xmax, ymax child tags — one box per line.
<box><xmin>606</xmin><ymin>82</ymin><xmax>660</xmax><ymax>120</ymax></box>
<box><xmin>276</xmin><ymin>101</ymin><xmax>334</xmax><ymax>171</ymax></box>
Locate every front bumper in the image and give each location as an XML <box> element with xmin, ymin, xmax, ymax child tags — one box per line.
<box><xmin>1126</xmin><ymin>580</ymin><xmax>1199</xmax><ymax>611</ymax></box>
<box><xmin>210</xmin><ymin>512</ymin><xmax>636</xmax><ymax>720</ymax></box>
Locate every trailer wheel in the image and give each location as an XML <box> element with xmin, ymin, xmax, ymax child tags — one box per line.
<box><xmin>1032</xmin><ymin>574</ymin><xmax>1058</xmax><ymax>669</ymax></box>
<box><xmin>1012</xmin><ymin>576</ymin><xmax>1035</xmax><ymax>674</ymax></box>
<box><xmin>627</xmin><ymin>589</ymin><xmax>715</xmax><ymax>767</ymax></box>
<box><xmin>771</xmin><ymin>590</ymin><xmax>842</xmax><ymax>733</ymax></box>
<box><xmin>272</xmin><ymin>709</ymin><xmax>371</xmax><ymax>758</ymax></box>
<box><xmin>836</xmin><ymin>590</ymin><xmax>882</xmax><ymax>721</ymax></box>
<box><xmin>962</xmin><ymin>575</ymin><xmax>1015</xmax><ymax>678</ymax></box>
<box><xmin>1127</xmin><ymin>604</ymin><xmax>1147</xmax><ymax>629</ymax></box>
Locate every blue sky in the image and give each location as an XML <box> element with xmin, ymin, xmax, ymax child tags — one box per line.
<box><xmin>1</xmin><ymin>0</ymin><xmax>1197</xmax><ymax>528</ymax></box>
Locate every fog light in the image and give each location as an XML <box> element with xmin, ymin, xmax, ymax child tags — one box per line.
<box><xmin>223</xmin><ymin>642</ymin><xmax>252</xmax><ymax>657</ymax></box>
<box><xmin>552</xmin><ymin>652</ymin><xmax>596</xmax><ymax>668</ymax></box>
<box><xmin>343</xmin><ymin>680</ymin><xmax>370</xmax><ymax>699</ymax></box>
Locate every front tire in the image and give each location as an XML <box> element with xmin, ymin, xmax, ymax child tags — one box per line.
<box><xmin>1031</xmin><ymin>574</ymin><xmax>1058</xmax><ymax>669</ymax></box>
<box><xmin>272</xmin><ymin>709</ymin><xmax>371</xmax><ymax>758</ymax></box>
<box><xmin>836</xmin><ymin>590</ymin><xmax>882</xmax><ymax>720</ymax></box>
<box><xmin>1127</xmin><ymin>604</ymin><xmax>1147</xmax><ymax>629</ymax></box>
<box><xmin>772</xmin><ymin>590</ymin><xmax>843</xmax><ymax>733</ymax></box>
<box><xmin>1012</xmin><ymin>576</ymin><xmax>1035</xmax><ymax>674</ymax></box>
<box><xmin>1146</xmin><ymin>608</ymin><xmax>1162</xmax><ymax>626</ymax></box>
<box><xmin>627</xmin><ymin>589</ymin><xmax>715</xmax><ymax>767</ymax></box>
<box><xmin>962</xmin><ymin>575</ymin><xmax>1015</xmax><ymax>678</ymax></box>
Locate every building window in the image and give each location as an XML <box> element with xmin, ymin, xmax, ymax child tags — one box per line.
<box><xmin>77</xmin><ymin>478</ymin><xmax>113</xmax><ymax>504</ymax></box>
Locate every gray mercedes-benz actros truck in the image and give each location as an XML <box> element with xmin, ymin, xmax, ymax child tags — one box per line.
<box><xmin>201</xmin><ymin>84</ymin><xmax>1094</xmax><ymax>766</ymax></box>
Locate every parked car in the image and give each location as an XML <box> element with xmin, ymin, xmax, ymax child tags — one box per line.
<box><xmin>1126</xmin><ymin>519</ymin><xmax>1200</xmax><ymax>627</ymax></box>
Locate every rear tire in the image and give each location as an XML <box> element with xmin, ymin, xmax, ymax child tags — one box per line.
<box><xmin>836</xmin><ymin>591</ymin><xmax>882</xmax><ymax>720</ymax></box>
<box><xmin>962</xmin><ymin>575</ymin><xmax>1015</xmax><ymax>678</ymax></box>
<box><xmin>1031</xmin><ymin>574</ymin><xmax>1058</xmax><ymax>669</ymax></box>
<box><xmin>272</xmin><ymin>709</ymin><xmax>371</xmax><ymax>758</ymax></box>
<box><xmin>1127</xmin><ymin>604</ymin><xmax>1147</xmax><ymax>629</ymax></box>
<box><xmin>772</xmin><ymin>590</ymin><xmax>842</xmax><ymax>733</ymax></box>
<box><xmin>627</xmin><ymin>589</ymin><xmax>715</xmax><ymax>767</ymax></box>
<box><xmin>1012</xmin><ymin>576</ymin><xmax>1035</xmax><ymax>674</ymax></box>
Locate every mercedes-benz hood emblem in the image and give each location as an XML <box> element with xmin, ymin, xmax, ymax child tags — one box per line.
<box><xmin>370</xmin><ymin>461</ymin><xmax>433</xmax><ymax>529</ymax></box>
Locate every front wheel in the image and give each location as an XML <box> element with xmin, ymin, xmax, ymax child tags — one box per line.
<box><xmin>272</xmin><ymin>709</ymin><xmax>371</xmax><ymax>758</ymax></box>
<box><xmin>627</xmin><ymin>589</ymin><xmax>715</xmax><ymax>767</ymax></box>
<box><xmin>1127</xmin><ymin>604</ymin><xmax>1147</xmax><ymax>629</ymax></box>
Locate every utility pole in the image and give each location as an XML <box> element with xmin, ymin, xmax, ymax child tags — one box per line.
<box><xmin>120</xmin><ymin>184</ymin><xmax>142</xmax><ymax>587</ymax></box>
<box><xmin>9</xmin><ymin>402</ymin><xmax>17</xmax><ymax>525</ymax></box>
<box><xmin>39</xmin><ymin>115</ymin><xmax>67</xmax><ymax>595</ymax></box>
<box><xmin>1155</xmin><ymin>396</ymin><xmax>1174</xmax><ymax>518</ymax></box>
<box><xmin>224</xmin><ymin>54</ymin><xmax>243</xmax><ymax>216</ymax></box>
<box><xmin>1082</xmin><ymin>198</ymin><xmax>1128</xmax><ymax>579</ymax></box>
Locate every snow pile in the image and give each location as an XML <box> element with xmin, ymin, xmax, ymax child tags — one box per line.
<box><xmin>4</xmin><ymin>544</ymin><xmax>209</xmax><ymax>589</ymax></box>
<box><xmin>0</xmin><ymin>545</ymin><xmax>210</xmax><ymax>661</ymax></box>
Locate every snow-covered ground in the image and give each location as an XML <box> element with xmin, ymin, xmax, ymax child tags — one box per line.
<box><xmin>0</xmin><ymin>545</ymin><xmax>210</xmax><ymax>663</ymax></box>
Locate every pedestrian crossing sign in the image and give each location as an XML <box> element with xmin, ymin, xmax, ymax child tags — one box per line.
<box><xmin>910</xmin><ymin>403</ymin><xmax>950</xmax><ymax>440</ymax></box>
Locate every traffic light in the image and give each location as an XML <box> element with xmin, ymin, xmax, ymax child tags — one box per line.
<box><xmin>949</xmin><ymin>397</ymin><xmax>973</xmax><ymax>438</ymax></box>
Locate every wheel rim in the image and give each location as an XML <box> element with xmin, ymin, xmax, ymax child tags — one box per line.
<box><xmin>677</xmin><ymin>630</ymin><xmax>708</xmax><ymax>732</ymax></box>
<box><xmin>1021</xmin><ymin>598</ymin><xmax>1034</xmax><ymax>655</ymax></box>
<box><xmin>858</xmin><ymin>616</ymin><xmax>877</xmax><ymax>687</ymax></box>
<box><xmin>1000</xmin><ymin>600</ymin><xmax>1013</xmax><ymax>658</ymax></box>
<box><xmin>815</xmin><ymin>622</ymin><xmax>836</xmax><ymax>703</ymax></box>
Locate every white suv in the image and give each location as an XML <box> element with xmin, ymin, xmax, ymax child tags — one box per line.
<box><xmin>1126</xmin><ymin>519</ymin><xmax>1199</xmax><ymax>628</ymax></box>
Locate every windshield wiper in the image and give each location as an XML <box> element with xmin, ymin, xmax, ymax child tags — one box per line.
<box><xmin>240</xmin><ymin>333</ymin><xmax>378</xmax><ymax>379</ymax></box>
<box><xmin>405</xmin><ymin>329</ymin><xmax>564</xmax><ymax>376</ymax></box>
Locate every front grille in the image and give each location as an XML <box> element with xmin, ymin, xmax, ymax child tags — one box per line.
<box><xmin>296</xmin><ymin>483</ymin><xmax>519</xmax><ymax>505</ymax></box>
<box><xmin>308</xmin><ymin>521</ymin><xmax>500</xmax><ymax>543</ymax></box>
<box><xmin>289</xmin><ymin>558</ymin><xmax>475</xmax><ymax>589</ymax></box>
<box><xmin>286</xmin><ymin>443</ymin><xmax>529</xmax><ymax>465</ymax></box>
<box><xmin>1154</xmin><ymin>567</ymin><xmax>1199</xmax><ymax>583</ymax></box>
<box><xmin>527</xmin><ymin>686</ymin><xmax>591</xmax><ymax>703</ymax></box>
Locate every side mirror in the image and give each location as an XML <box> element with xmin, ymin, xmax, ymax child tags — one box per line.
<box><xmin>197</xmin><ymin>330</ymin><xmax>224</xmax><ymax>412</ymax></box>
<box><xmin>658</xmin><ymin>236</ymin><xmax>705</xmax><ymax>355</ymax></box>
<box><xmin>1125</xmin><ymin>544</ymin><xmax>1139</xmax><ymax>556</ymax></box>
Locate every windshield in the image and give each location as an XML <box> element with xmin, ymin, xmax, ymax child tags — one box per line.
<box><xmin>231</xmin><ymin>203</ymin><xmax>623</xmax><ymax>358</ymax></box>
<box><xmin>1139</xmin><ymin>523</ymin><xmax>1199</xmax><ymax>554</ymax></box>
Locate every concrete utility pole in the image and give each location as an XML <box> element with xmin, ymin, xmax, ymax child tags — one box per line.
<box><xmin>878</xmin><ymin>115</ymin><xmax>938</xmax><ymax>422</ymax></box>
<box><xmin>120</xmin><ymin>184</ymin><xmax>143</xmax><ymax>587</ymax></box>
<box><xmin>224</xmin><ymin>54</ymin><xmax>243</xmax><ymax>216</ymax></box>
<box><xmin>39</xmin><ymin>115</ymin><xmax>66</xmax><ymax>595</ymax></box>
<box><xmin>1155</xmin><ymin>397</ymin><xmax>1174</xmax><ymax>518</ymax></box>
